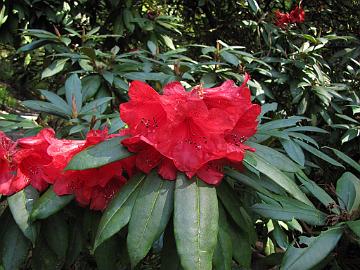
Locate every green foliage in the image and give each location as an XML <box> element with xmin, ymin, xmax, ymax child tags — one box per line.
<box><xmin>0</xmin><ymin>0</ymin><xmax>360</xmax><ymax>269</ymax></box>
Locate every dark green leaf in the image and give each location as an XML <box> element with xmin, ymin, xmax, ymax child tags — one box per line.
<box><xmin>94</xmin><ymin>174</ymin><xmax>145</xmax><ymax>250</ymax></box>
<box><xmin>41</xmin><ymin>59</ymin><xmax>68</xmax><ymax>79</ymax></box>
<box><xmin>281</xmin><ymin>139</ymin><xmax>305</xmax><ymax>166</ymax></box>
<box><xmin>40</xmin><ymin>90</ymin><xmax>71</xmax><ymax>115</ymax></box>
<box><xmin>347</xmin><ymin>220</ymin><xmax>360</xmax><ymax>238</ymax></box>
<box><xmin>336</xmin><ymin>172</ymin><xmax>360</xmax><ymax>213</ymax></box>
<box><xmin>281</xmin><ymin>227</ymin><xmax>343</xmax><ymax>270</ymax></box>
<box><xmin>66</xmin><ymin>136</ymin><xmax>132</xmax><ymax>170</ymax></box>
<box><xmin>30</xmin><ymin>186</ymin><xmax>73</xmax><ymax>221</ymax></box>
<box><xmin>8</xmin><ymin>187</ymin><xmax>39</xmax><ymax>245</ymax></box>
<box><xmin>174</xmin><ymin>174</ymin><xmax>218</xmax><ymax>270</ymax></box>
<box><xmin>0</xmin><ymin>216</ymin><xmax>30</xmax><ymax>270</ymax></box>
<box><xmin>65</xmin><ymin>74</ymin><xmax>82</xmax><ymax>114</ymax></box>
<box><xmin>127</xmin><ymin>171</ymin><xmax>175</xmax><ymax>267</ymax></box>
<box><xmin>244</xmin><ymin>152</ymin><xmax>312</xmax><ymax>206</ymax></box>
<box><xmin>213</xmin><ymin>204</ymin><xmax>232</xmax><ymax>270</ymax></box>
<box><xmin>327</xmin><ymin>147</ymin><xmax>360</xmax><ymax>173</ymax></box>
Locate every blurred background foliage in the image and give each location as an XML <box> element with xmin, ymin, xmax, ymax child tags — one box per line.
<box><xmin>0</xmin><ymin>0</ymin><xmax>360</xmax><ymax>269</ymax></box>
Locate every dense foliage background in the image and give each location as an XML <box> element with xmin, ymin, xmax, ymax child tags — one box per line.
<box><xmin>0</xmin><ymin>0</ymin><xmax>360</xmax><ymax>269</ymax></box>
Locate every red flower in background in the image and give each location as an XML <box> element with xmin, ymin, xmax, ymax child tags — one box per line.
<box><xmin>275</xmin><ymin>5</ymin><xmax>305</xmax><ymax>28</ymax></box>
<box><xmin>120</xmin><ymin>77</ymin><xmax>260</xmax><ymax>185</ymax></box>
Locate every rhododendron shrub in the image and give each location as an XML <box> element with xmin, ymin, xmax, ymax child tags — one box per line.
<box><xmin>120</xmin><ymin>76</ymin><xmax>260</xmax><ymax>184</ymax></box>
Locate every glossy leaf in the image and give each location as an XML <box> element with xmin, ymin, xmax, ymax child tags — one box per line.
<box><xmin>41</xmin><ymin>59</ymin><xmax>68</xmax><ymax>79</ymax></box>
<box><xmin>65</xmin><ymin>74</ymin><xmax>82</xmax><ymax>114</ymax></box>
<box><xmin>174</xmin><ymin>174</ymin><xmax>218</xmax><ymax>270</ymax></box>
<box><xmin>244</xmin><ymin>152</ymin><xmax>312</xmax><ymax>206</ymax></box>
<box><xmin>336</xmin><ymin>172</ymin><xmax>360</xmax><ymax>213</ymax></box>
<box><xmin>7</xmin><ymin>186</ymin><xmax>39</xmax><ymax>245</ymax></box>
<box><xmin>127</xmin><ymin>171</ymin><xmax>175</xmax><ymax>267</ymax></box>
<box><xmin>94</xmin><ymin>174</ymin><xmax>145</xmax><ymax>250</ymax></box>
<box><xmin>30</xmin><ymin>186</ymin><xmax>73</xmax><ymax>221</ymax></box>
<box><xmin>281</xmin><ymin>227</ymin><xmax>343</xmax><ymax>270</ymax></box>
<box><xmin>66</xmin><ymin>136</ymin><xmax>132</xmax><ymax>170</ymax></box>
<box><xmin>281</xmin><ymin>139</ymin><xmax>305</xmax><ymax>166</ymax></box>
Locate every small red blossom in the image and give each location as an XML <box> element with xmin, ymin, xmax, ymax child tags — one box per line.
<box><xmin>120</xmin><ymin>77</ymin><xmax>260</xmax><ymax>185</ymax></box>
<box><xmin>275</xmin><ymin>5</ymin><xmax>305</xmax><ymax>28</ymax></box>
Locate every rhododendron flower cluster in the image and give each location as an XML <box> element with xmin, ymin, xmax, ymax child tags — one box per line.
<box><xmin>275</xmin><ymin>6</ymin><xmax>305</xmax><ymax>28</ymax></box>
<box><xmin>0</xmin><ymin>129</ymin><xmax>134</xmax><ymax>210</ymax></box>
<box><xmin>120</xmin><ymin>75</ymin><xmax>261</xmax><ymax>185</ymax></box>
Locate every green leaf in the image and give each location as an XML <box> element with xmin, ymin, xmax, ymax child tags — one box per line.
<box><xmin>40</xmin><ymin>90</ymin><xmax>71</xmax><ymax>115</ymax></box>
<box><xmin>280</xmin><ymin>227</ymin><xmax>343</xmax><ymax>270</ymax></box>
<box><xmin>296</xmin><ymin>172</ymin><xmax>340</xmax><ymax>215</ymax></box>
<box><xmin>247</xmin><ymin>0</ymin><xmax>260</xmax><ymax>14</ymax></box>
<box><xmin>327</xmin><ymin>147</ymin><xmax>360</xmax><ymax>173</ymax></box>
<box><xmin>82</xmin><ymin>75</ymin><xmax>101</xmax><ymax>100</ymax></box>
<box><xmin>94</xmin><ymin>174</ymin><xmax>145</xmax><ymax>250</ymax></box>
<box><xmin>295</xmin><ymin>140</ymin><xmax>344</xmax><ymax>168</ymax></box>
<box><xmin>247</xmin><ymin>142</ymin><xmax>302</xmax><ymax>172</ymax></box>
<box><xmin>161</xmin><ymin>35</ymin><xmax>176</xmax><ymax>50</ymax></box>
<box><xmin>7</xmin><ymin>187</ymin><xmax>39</xmax><ymax>245</ymax></box>
<box><xmin>161</xmin><ymin>224</ymin><xmax>183</xmax><ymax>270</ymax></box>
<box><xmin>228</xmin><ymin>223</ymin><xmax>251</xmax><ymax>269</ymax></box>
<box><xmin>123</xmin><ymin>8</ymin><xmax>135</xmax><ymax>32</ymax></box>
<box><xmin>336</xmin><ymin>172</ymin><xmax>360</xmax><ymax>213</ymax></box>
<box><xmin>174</xmin><ymin>174</ymin><xmax>218</xmax><ymax>270</ymax></box>
<box><xmin>31</xmin><ymin>235</ymin><xmax>58</xmax><ymax>270</ymax></box>
<box><xmin>66</xmin><ymin>136</ymin><xmax>132</xmax><ymax>170</ymax></box>
<box><xmin>94</xmin><ymin>235</ymin><xmax>123</xmax><ymax>270</ymax></box>
<box><xmin>18</xmin><ymin>40</ymin><xmax>50</xmax><ymax>52</ymax></box>
<box><xmin>252</xmin><ymin>196</ymin><xmax>327</xmax><ymax>226</ymax></box>
<box><xmin>347</xmin><ymin>220</ymin><xmax>360</xmax><ymax>238</ymax></box>
<box><xmin>22</xmin><ymin>100</ymin><xmax>69</xmax><ymax>118</ymax></box>
<box><xmin>43</xmin><ymin>213</ymin><xmax>69</xmax><ymax>259</ymax></box>
<box><xmin>0</xmin><ymin>216</ymin><xmax>30</xmax><ymax>270</ymax></box>
<box><xmin>281</xmin><ymin>139</ymin><xmax>305</xmax><ymax>166</ymax></box>
<box><xmin>65</xmin><ymin>73</ymin><xmax>82</xmax><ymax>114</ymax></box>
<box><xmin>41</xmin><ymin>59</ymin><xmax>68</xmax><ymax>79</ymax></box>
<box><xmin>217</xmin><ymin>181</ymin><xmax>256</xmax><ymax>243</ymax></box>
<box><xmin>30</xmin><ymin>186</ymin><xmax>74</xmax><ymax>221</ymax></box>
<box><xmin>80</xmin><ymin>97</ymin><xmax>113</xmax><ymax>115</ymax></box>
<box><xmin>220</xmin><ymin>51</ymin><xmax>239</xmax><ymax>66</ymax></box>
<box><xmin>65</xmin><ymin>221</ymin><xmax>83</xmax><ymax>268</ymax></box>
<box><xmin>147</xmin><ymin>40</ymin><xmax>157</xmax><ymax>55</ymax></box>
<box><xmin>213</xmin><ymin>204</ymin><xmax>232</xmax><ymax>270</ymax></box>
<box><xmin>127</xmin><ymin>171</ymin><xmax>175</xmax><ymax>267</ymax></box>
<box><xmin>244</xmin><ymin>152</ymin><xmax>312</xmax><ymax>206</ymax></box>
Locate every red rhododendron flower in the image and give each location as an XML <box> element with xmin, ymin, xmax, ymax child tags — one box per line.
<box><xmin>275</xmin><ymin>5</ymin><xmax>305</xmax><ymax>28</ymax></box>
<box><xmin>120</xmin><ymin>77</ymin><xmax>260</xmax><ymax>185</ymax></box>
<box><xmin>44</xmin><ymin>129</ymin><xmax>134</xmax><ymax>210</ymax></box>
<box><xmin>0</xmin><ymin>132</ymin><xmax>29</xmax><ymax>195</ymax></box>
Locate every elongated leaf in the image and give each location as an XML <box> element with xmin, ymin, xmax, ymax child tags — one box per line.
<box><xmin>94</xmin><ymin>174</ymin><xmax>145</xmax><ymax>250</ymax></box>
<box><xmin>95</xmin><ymin>235</ymin><xmax>123</xmax><ymax>270</ymax></box>
<box><xmin>244</xmin><ymin>152</ymin><xmax>312</xmax><ymax>206</ymax></box>
<box><xmin>220</xmin><ymin>51</ymin><xmax>239</xmax><ymax>66</ymax></box>
<box><xmin>79</xmin><ymin>97</ymin><xmax>113</xmax><ymax>115</ymax></box>
<box><xmin>40</xmin><ymin>90</ymin><xmax>71</xmax><ymax>115</ymax></box>
<box><xmin>217</xmin><ymin>181</ymin><xmax>256</xmax><ymax>243</ymax></box>
<box><xmin>65</xmin><ymin>221</ymin><xmax>83</xmax><ymax>268</ymax></box>
<box><xmin>41</xmin><ymin>59</ymin><xmax>68</xmax><ymax>79</ymax></box>
<box><xmin>66</xmin><ymin>136</ymin><xmax>131</xmax><ymax>170</ymax></box>
<box><xmin>336</xmin><ymin>172</ymin><xmax>360</xmax><ymax>213</ymax></box>
<box><xmin>296</xmin><ymin>172</ymin><xmax>340</xmax><ymax>214</ymax></box>
<box><xmin>252</xmin><ymin>196</ymin><xmax>327</xmax><ymax>226</ymax></box>
<box><xmin>295</xmin><ymin>140</ymin><xmax>344</xmax><ymax>168</ymax></box>
<box><xmin>8</xmin><ymin>187</ymin><xmax>39</xmax><ymax>245</ymax></box>
<box><xmin>174</xmin><ymin>174</ymin><xmax>218</xmax><ymax>270</ymax></box>
<box><xmin>127</xmin><ymin>171</ymin><xmax>175</xmax><ymax>267</ymax></box>
<box><xmin>0</xmin><ymin>217</ymin><xmax>30</xmax><ymax>270</ymax></box>
<box><xmin>228</xmin><ymin>223</ymin><xmax>251</xmax><ymax>268</ymax></box>
<box><xmin>65</xmin><ymin>74</ymin><xmax>82</xmax><ymax>114</ymax></box>
<box><xmin>247</xmin><ymin>0</ymin><xmax>260</xmax><ymax>14</ymax></box>
<box><xmin>347</xmin><ymin>220</ymin><xmax>360</xmax><ymax>238</ymax></box>
<box><xmin>213</xmin><ymin>204</ymin><xmax>232</xmax><ymax>270</ymax></box>
<box><xmin>327</xmin><ymin>147</ymin><xmax>360</xmax><ymax>173</ymax></box>
<box><xmin>43</xmin><ymin>213</ymin><xmax>69</xmax><ymax>259</ymax></box>
<box><xmin>281</xmin><ymin>139</ymin><xmax>305</xmax><ymax>166</ymax></box>
<box><xmin>18</xmin><ymin>39</ymin><xmax>50</xmax><ymax>52</ymax></box>
<box><xmin>31</xmin><ymin>235</ymin><xmax>58</xmax><ymax>270</ymax></box>
<box><xmin>281</xmin><ymin>227</ymin><xmax>343</xmax><ymax>270</ymax></box>
<box><xmin>161</xmin><ymin>224</ymin><xmax>183</xmax><ymax>270</ymax></box>
<box><xmin>22</xmin><ymin>100</ymin><xmax>69</xmax><ymax>118</ymax></box>
<box><xmin>30</xmin><ymin>186</ymin><xmax>73</xmax><ymax>221</ymax></box>
<box><xmin>247</xmin><ymin>142</ymin><xmax>301</xmax><ymax>172</ymax></box>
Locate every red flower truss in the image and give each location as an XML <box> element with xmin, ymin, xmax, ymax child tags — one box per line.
<box><xmin>120</xmin><ymin>76</ymin><xmax>260</xmax><ymax>185</ymax></box>
<box><xmin>43</xmin><ymin>129</ymin><xmax>134</xmax><ymax>210</ymax></box>
<box><xmin>275</xmin><ymin>5</ymin><xmax>305</xmax><ymax>28</ymax></box>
